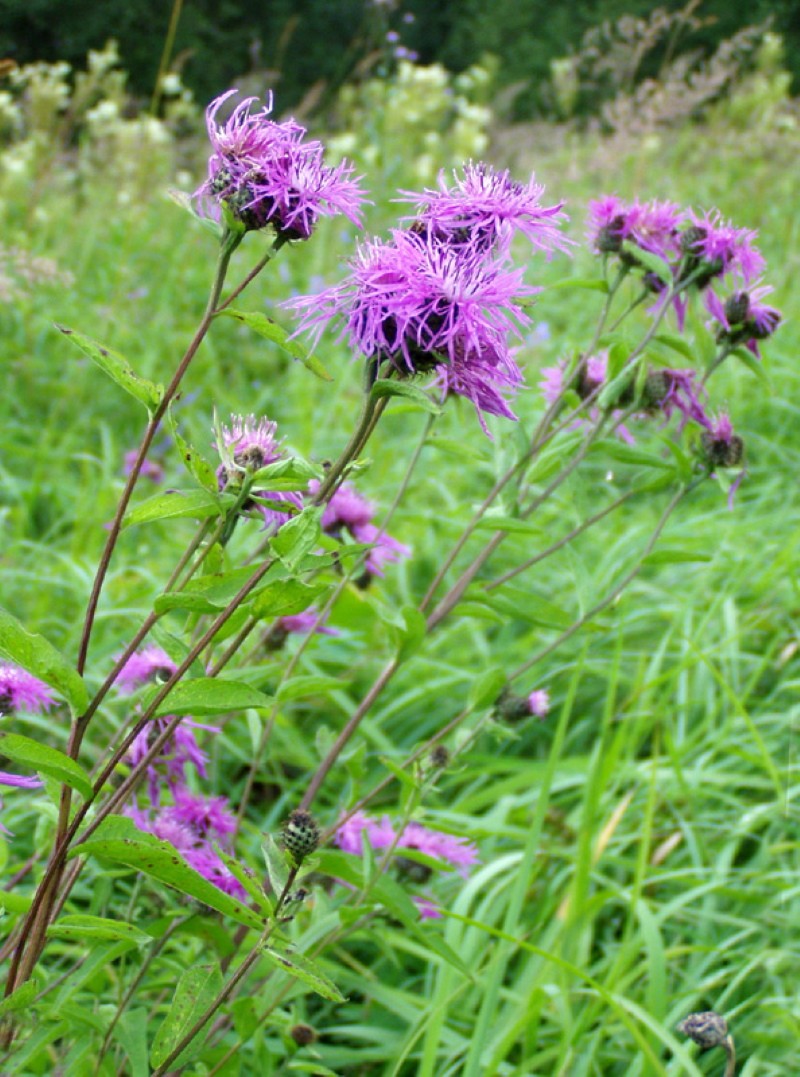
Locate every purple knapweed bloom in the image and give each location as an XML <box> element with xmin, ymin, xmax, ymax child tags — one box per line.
<box><xmin>217</xmin><ymin>414</ymin><xmax>304</xmax><ymax>531</ymax></box>
<box><xmin>129</xmin><ymin>716</ymin><xmax>214</xmax><ymax>802</ymax></box>
<box><xmin>276</xmin><ymin>611</ymin><xmax>337</xmax><ymax>636</ymax></box>
<box><xmin>290</xmin><ymin>228</ymin><xmax>534</xmax><ymax>431</ymax></box>
<box><xmin>527</xmin><ymin>689</ymin><xmax>550</xmax><ymax>718</ymax></box>
<box><xmin>704</xmin><ymin>284</ymin><xmax>781</xmax><ymax>358</ymax></box>
<box><xmin>0</xmin><ymin>663</ymin><xmax>55</xmax><ymax>716</ymax></box>
<box><xmin>647</xmin><ymin>368</ymin><xmax>710</xmax><ymax>431</ymax></box>
<box><xmin>196</xmin><ymin>89</ymin><xmax>365</xmax><ymax>239</ymax></box>
<box><xmin>680</xmin><ymin>209</ymin><xmax>765</xmax><ymax>287</ymax></box>
<box><xmin>587</xmin><ymin>196</ymin><xmax>683</xmax><ymax>264</ymax></box>
<box><xmin>399</xmin><ymin>162</ymin><xmax>570</xmax><ymax>256</ymax></box>
<box><xmin>124</xmin><ymin>450</ymin><xmax>164</xmax><ymax>484</ymax></box>
<box><xmin>335</xmin><ymin>810</ymin><xmax>396</xmax><ymax>854</ymax></box>
<box><xmin>115</xmin><ymin>646</ymin><xmax>177</xmax><ymax>694</ymax></box>
<box><xmin>311</xmin><ymin>480</ymin><xmax>410</xmax><ymax>579</ymax></box>
<box><xmin>539</xmin><ymin>353</ymin><xmax>635</xmax><ymax>444</ymax></box>
<box><xmin>335</xmin><ymin>811</ymin><xmax>479</xmax><ymax>877</ymax></box>
<box><xmin>168</xmin><ymin>787</ymin><xmax>237</xmax><ymax>840</ymax></box>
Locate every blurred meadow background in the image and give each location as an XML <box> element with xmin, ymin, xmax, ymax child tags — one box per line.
<box><xmin>1</xmin><ymin>1</ymin><xmax>799</xmax><ymax>1073</ymax></box>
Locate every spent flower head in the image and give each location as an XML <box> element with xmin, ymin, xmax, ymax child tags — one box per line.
<box><xmin>197</xmin><ymin>89</ymin><xmax>366</xmax><ymax>239</ymax></box>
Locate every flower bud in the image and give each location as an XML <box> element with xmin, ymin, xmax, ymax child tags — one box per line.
<box><xmin>724</xmin><ymin>291</ymin><xmax>750</xmax><ymax>325</ymax></box>
<box><xmin>430</xmin><ymin>744</ymin><xmax>450</xmax><ymax>769</ymax></box>
<box><xmin>282</xmin><ymin>809</ymin><xmax>320</xmax><ymax>863</ymax></box>
<box><xmin>677</xmin><ymin>1011</ymin><xmax>729</xmax><ymax>1049</ymax></box>
<box><xmin>290</xmin><ymin>1023</ymin><xmax>317</xmax><ymax>1046</ymax></box>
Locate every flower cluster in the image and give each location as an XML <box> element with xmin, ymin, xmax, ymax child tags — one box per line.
<box><xmin>335</xmin><ymin>810</ymin><xmax>479</xmax><ymax>918</ymax></box>
<box><xmin>313</xmin><ymin>479</ymin><xmax>410</xmax><ymax>581</ymax></box>
<box><xmin>196</xmin><ymin>89</ymin><xmax>365</xmax><ymax>240</ymax></box>
<box><xmin>291</xmin><ymin>163</ymin><xmax>568</xmax><ymax>433</ymax></box>
<box><xmin>116</xmin><ymin>647</ymin><xmax>241</xmax><ymax>896</ymax></box>
<box><xmin>216</xmin><ymin>414</ymin><xmax>304</xmax><ymax>532</ymax></box>
<box><xmin>587</xmin><ymin>195</ymin><xmax>781</xmax><ymax>344</ymax></box>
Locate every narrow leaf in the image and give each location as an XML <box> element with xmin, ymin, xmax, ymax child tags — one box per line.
<box><xmin>259</xmin><ymin>941</ymin><xmax>346</xmax><ymax>1002</ymax></box>
<box><xmin>150</xmin><ymin>963</ymin><xmax>223</xmax><ymax>1068</ymax></box>
<box><xmin>47</xmin><ymin>914</ymin><xmax>153</xmax><ymax>947</ymax></box>
<box><xmin>123</xmin><ymin>489</ymin><xmax>225</xmax><ymax>529</ymax></box>
<box><xmin>621</xmin><ymin>241</ymin><xmax>673</xmax><ymax>284</ymax></box>
<box><xmin>270</xmin><ymin>508</ymin><xmax>322</xmax><ymax>571</ymax></box>
<box><xmin>261</xmin><ymin>835</ymin><xmax>290</xmax><ymax>898</ymax></box>
<box><xmin>548</xmin><ymin>277</ymin><xmax>609</xmax><ymax>293</ymax></box>
<box><xmin>145</xmin><ymin>677</ymin><xmax>272</xmax><ymax>718</ymax></box>
<box><xmin>168</xmin><ymin>410</ymin><xmax>219</xmax><ymax>492</ymax></box>
<box><xmin>0</xmin><ymin>977</ymin><xmax>41</xmax><ymax>1018</ymax></box>
<box><xmin>55</xmin><ymin>325</ymin><xmax>162</xmax><ymax>411</ymax></box>
<box><xmin>0</xmin><ymin>733</ymin><xmax>92</xmax><ymax>800</ymax></box>
<box><xmin>371</xmin><ymin>379</ymin><xmax>441</xmax><ymax>414</ymax></box>
<box><xmin>220</xmin><ymin>309</ymin><xmax>333</xmax><ymax>381</ymax></box>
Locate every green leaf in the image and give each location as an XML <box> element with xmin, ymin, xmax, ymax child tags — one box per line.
<box><xmin>47</xmin><ymin>914</ymin><xmax>153</xmax><ymax>948</ymax></box>
<box><xmin>425</xmin><ymin>436</ymin><xmax>489</xmax><ymax>462</ymax></box>
<box><xmin>168</xmin><ymin>410</ymin><xmax>219</xmax><ymax>492</ymax></box>
<box><xmin>653</xmin><ymin>332</ymin><xmax>695</xmax><ymax>363</ymax></box>
<box><xmin>74</xmin><ymin>815</ymin><xmax>265</xmax><ymax>930</ymax></box>
<box><xmin>548</xmin><ymin>277</ymin><xmax>609</xmax><ymax>293</ymax></box>
<box><xmin>145</xmin><ymin>677</ymin><xmax>272</xmax><ymax>718</ymax></box>
<box><xmin>371</xmin><ymin>379</ymin><xmax>441</xmax><ymax>414</ymax></box>
<box><xmin>259</xmin><ymin>941</ymin><xmax>346</xmax><ymax>1002</ymax></box>
<box><xmin>590</xmin><ymin>439</ymin><xmax>674</xmax><ymax>470</ymax></box>
<box><xmin>0</xmin><ymin>607</ymin><xmax>88</xmax><ymax>715</ymax></box>
<box><xmin>473</xmin><ymin>515</ymin><xmax>544</xmax><ymax>535</ymax></box>
<box><xmin>261</xmin><ymin>834</ymin><xmax>290</xmax><ymax>898</ymax></box>
<box><xmin>468</xmin><ymin>667</ymin><xmax>507</xmax><ymax>710</ymax></box>
<box><xmin>250</xmin><ymin>579</ymin><xmax>327</xmax><ymax>621</ymax></box>
<box><xmin>276</xmin><ymin>675</ymin><xmax>343</xmax><ymax>702</ymax></box>
<box><xmin>731</xmin><ymin>345</ymin><xmax>772</xmax><ymax>388</ymax></box>
<box><xmin>123</xmin><ymin>489</ymin><xmax>225</xmax><ymax>529</ymax></box>
<box><xmin>155</xmin><ymin>565</ymin><xmax>265</xmax><ymax>615</ymax></box>
<box><xmin>150</xmin><ymin>962</ymin><xmax>223</xmax><ymax>1068</ymax></box>
<box><xmin>0</xmin><ymin>977</ymin><xmax>41</xmax><ymax>1018</ymax></box>
<box><xmin>0</xmin><ymin>733</ymin><xmax>92</xmax><ymax>800</ymax></box>
<box><xmin>643</xmin><ymin>548</ymin><xmax>712</xmax><ymax>566</ymax></box>
<box><xmin>55</xmin><ymin>325</ymin><xmax>162</xmax><ymax>412</ymax></box>
<box><xmin>115</xmin><ymin>1009</ymin><xmax>150</xmax><ymax>1077</ymax></box>
<box><xmin>251</xmin><ymin>456</ymin><xmax>323</xmax><ymax>491</ymax></box>
<box><xmin>149</xmin><ymin>625</ymin><xmax>206</xmax><ymax>681</ymax></box>
<box><xmin>216</xmin><ymin>850</ymin><xmax>272</xmax><ymax>916</ymax></box>
<box><xmin>621</xmin><ymin>241</ymin><xmax>673</xmax><ymax>284</ymax></box>
<box><xmin>270</xmin><ymin>508</ymin><xmax>323</xmax><ymax>571</ymax></box>
<box><xmin>394</xmin><ymin>606</ymin><xmax>427</xmax><ymax>663</ymax></box>
<box><xmin>475</xmin><ymin>587</ymin><xmax>573</xmax><ymax>630</ymax></box>
<box><xmin>219</xmin><ymin>309</ymin><xmax>333</xmax><ymax>381</ymax></box>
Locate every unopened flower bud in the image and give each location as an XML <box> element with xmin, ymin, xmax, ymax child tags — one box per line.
<box><xmin>290</xmin><ymin>1023</ymin><xmax>317</xmax><ymax>1046</ymax></box>
<box><xmin>724</xmin><ymin>291</ymin><xmax>750</xmax><ymax>325</ymax></box>
<box><xmin>597</xmin><ymin>215</ymin><xmax>625</xmax><ymax>254</ymax></box>
<box><xmin>430</xmin><ymin>744</ymin><xmax>450</xmax><ymax>769</ymax></box>
<box><xmin>282</xmin><ymin>809</ymin><xmax>320</xmax><ymax>863</ymax></box>
<box><xmin>677</xmin><ymin>1010</ymin><xmax>729</xmax><ymax>1050</ymax></box>
<box><xmin>700</xmin><ymin>425</ymin><xmax>744</xmax><ymax>469</ymax></box>
<box><xmin>641</xmin><ymin>370</ymin><xmax>670</xmax><ymax>410</ymax></box>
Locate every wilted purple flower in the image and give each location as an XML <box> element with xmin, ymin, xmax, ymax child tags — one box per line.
<box><xmin>115</xmin><ymin>646</ymin><xmax>177</xmax><ymax>694</ymax></box>
<box><xmin>648</xmin><ymin>368</ymin><xmax>710</xmax><ymax>430</ymax></box>
<box><xmin>704</xmin><ymin>284</ymin><xmax>781</xmax><ymax>358</ymax></box>
<box><xmin>700</xmin><ymin>412</ymin><xmax>744</xmax><ymax>469</ymax></box>
<box><xmin>196</xmin><ymin>89</ymin><xmax>365</xmax><ymax>239</ymax></box>
<box><xmin>681</xmin><ymin>209</ymin><xmax>765</xmax><ymax>286</ymax></box>
<box><xmin>290</xmin><ymin>228</ymin><xmax>534</xmax><ymax>431</ymax></box>
<box><xmin>217</xmin><ymin>413</ymin><xmax>304</xmax><ymax>531</ymax></box>
<box><xmin>527</xmin><ymin>689</ymin><xmax>550</xmax><ymax>718</ymax></box>
<box><xmin>400</xmin><ymin>162</ymin><xmax>570</xmax><ymax>256</ymax></box>
<box><xmin>0</xmin><ymin>663</ymin><xmax>55</xmax><ymax>716</ymax></box>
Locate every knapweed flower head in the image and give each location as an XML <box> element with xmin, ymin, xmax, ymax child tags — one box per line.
<box><xmin>129</xmin><ymin>788</ymin><xmax>243</xmax><ymax>897</ymax></box>
<box><xmin>704</xmin><ymin>284</ymin><xmax>781</xmax><ymax>358</ymax></box>
<box><xmin>216</xmin><ymin>413</ymin><xmax>304</xmax><ymax>531</ymax></box>
<box><xmin>527</xmin><ymin>689</ymin><xmax>550</xmax><ymax>718</ymax></box>
<box><xmin>290</xmin><ymin>227</ymin><xmax>534</xmax><ymax>432</ymax></box>
<box><xmin>700</xmin><ymin>412</ymin><xmax>744</xmax><ymax>470</ymax></box>
<box><xmin>264</xmin><ymin>609</ymin><xmax>337</xmax><ymax>651</ymax></box>
<box><xmin>129</xmin><ymin>717</ymin><xmax>214</xmax><ymax>802</ymax></box>
<box><xmin>311</xmin><ymin>479</ymin><xmax>410</xmax><ymax>579</ymax></box>
<box><xmin>197</xmin><ymin>89</ymin><xmax>365</xmax><ymax>239</ymax></box>
<box><xmin>400</xmin><ymin>162</ymin><xmax>570</xmax><ymax>256</ymax></box>
<box><xmin>587</xmin><ymin>196</ymin><xmax>682</xmax><ymax>263</ymax></box>
<box><xmin>124</xmin><ymin>449</ymin><xmax>164</xmax><ymax>483</ymax></box>
<box><xmin>335</xmin><ymin>811</ymin><xmax>478</xmax><ymax>879</ymax></box>
<box><xmin>645</xmin><ymin>368</ymin><xmax>710</xmax><ymax>431</ymax></box>
<box><xmin>115</xmin><ymin>645</ymin><xmax>177</xmax><ymax>694</ymax></box>
<box><xmin>680</xmin><ymin>209</ymin><xmax>764</xmax><ymax>288</ymax></box>
<box><xmin>0</xmin><ymin>663</ymin><xmax>54</xmax><ymax>716</ymax></box>
<box><xmin>539</xmin><ymin>353</ymin><xmax>635</xmax><ymax>444</ymax></box>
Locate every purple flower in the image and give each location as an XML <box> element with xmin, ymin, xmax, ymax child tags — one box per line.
<box><xmin>196</xmin><ymin>89</ymin><xmax>365</xmax><ymax>239</ymax></box>
<box><xmin>351</xmin><ymin>522</ymin><xmax>411</xmax><ymax>578</ymax></box>
<box><xmin>128</xmin><ymin>716</ymin><xmax>214</xmax><ymax>801</ymax></box>
<box><xmin>0</xmin><ymin>771</ymin><xmax>43</xmax><ymax>789</ymax></box>
<box><xmin>397</xmin><ymin>821</ymin><xmax>479</xmax><ymax>878</ymax></box>
<box><xmin>290</xmin><ymin>229</ymin><xmax>534</xmax><ymax>431</ymax></box>
<box><xmin>276</xmin><ymin>611</ymin><xmax>337</xmax><ymax>637</ymax></box>
<box><xmin>539</xmin><ymin>354</ymin><xmax>635</xmax><ymax>444</ymax></box>
<box><xmin>0</xmin><ymin>663</ymin><xmax>55</xmax><ymax>716</ymax></box>
<box><xmin>168</xmin><ymin>787</ymin><xmax>237</xmax><ymax>842</ymax></box>
<box><xmin>217</xmin><ymin>414</ymin><xmax>304</xmax><ymax>531</ymax></box>
<box><xmin>311</xmin><ymin>480</ymin><xmax>410</xmax><ymax>579</ymax></box>
<box><xmin>700</xmin><ymin>411</ymin><xmax>744</xmax><ymax>470</ymax></box>
<box><xmin>115</xmin><ymin>646</ymin><xmax>177</xmax><ymax>694</ymax></box>
<box><xmin>527</xmin><ymin>689</ymin><xmax>550</xmax><ymax>718</ymax></box>
<box><xmin>648</xmin><ymin>368</ymin><xmax>710</xmax><ymax>430</ymax></box>
<box><xmin>183</xmin><ymin>846</ymin><xmax>245</xmax><ymax>897</ymax></box>
<box><xmin>124</xmin><ymin>450</ymin><xmax>164</xmax><ymax>483</ymax></box>
<box><xmin>681</xmin><ymin>210</ymin><xmax>765</xmax><ymax>286</ymax></box>
<box><xmin>400</xmin><ymin>162</ymin><xmax>570</xmax><ymax>256</ymax></box>
<box><xmin>704</xmin><ymin>284</ymin><xmax>781</xmax><ymax>358</ymax></box>
<box><xmin>587</xmin><ymin>196</ymin><xmax>683</xmax><ymax>263</ymax></box>
<box><xmin>335</xmin><ymin>811</ymin><xmax>396</xmax><ymax>854</ymax></box>
<box><xmin>414</xmin><ymin>896</ymin><xmax>443</xmax><ymax>919</ymax></box>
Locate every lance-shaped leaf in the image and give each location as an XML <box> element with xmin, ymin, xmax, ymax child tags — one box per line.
<box><xmin>144</xmin><ymin>676</ymin><xmax>272</xmax><ymax>718</ymax></box>
<box><xmin>219</xmin><ymin>309</ymin><xmax>333</xmax><ymax>381</ymax></box>
<box><xmin>0</xmin><ymin>733</ymin><xmax>92</xmax><ymax>800</ymax></box>
<box><xmin>371</xmin><ymin>378</ymin><xmax>441</xmax><ymax>414</ymax></box>
<box><xmin>123</xmin><ymin>489</ymin><xmax>226</xmax><ymax>529</ymax></box>
<box><xmin>55</xmin><ymin>325</ymin><xmax>162</xmax><ymax>411</ymax></box>
<box><xmin>47</xmin><ymin>914</ymin><xmax>153</xmax><ymax>948</ymax></box>
<box><xmin>168</xmin><ymin>409</ymin><xmax>219</xmax><ymax>491</ymax></box>
<box><xmin>0</xmin><ymin>607</ymin><xmax>88</xmax><ymax>715</ymax></box>
<box><xmin>259</xmin><ymin>940</ymin><xmax>346</xmax><ymax>1002</ymax></box>
<box><xmin>73</xmin><ymin>815</ymin><xmax>265</xmax><ymax>930</ymax></box>
<box><xmin>150</xmin><ymin>962</ymin><xmax>223</xmax><ymax>1068</ymax></box>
